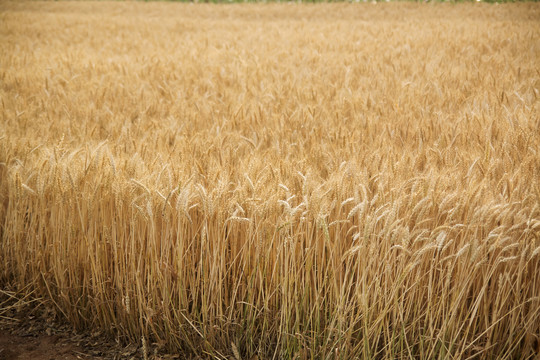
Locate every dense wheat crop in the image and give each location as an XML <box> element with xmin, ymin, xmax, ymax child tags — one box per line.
<box><xmin>1</xmin><ymin>1</ymin><xmax>540</xmax><ymax>359</ymax></box>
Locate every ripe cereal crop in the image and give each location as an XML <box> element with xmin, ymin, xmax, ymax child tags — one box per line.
<box><xmin>1</xmin><ymin>2</ymin><xmax>539</xmax><ymax>359</ymax></box>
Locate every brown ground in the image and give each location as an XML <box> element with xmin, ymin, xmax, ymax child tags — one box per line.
<box><xmin>0</xmin><ymin>324</ymin><xmax>148</xmax><ymax>360</ymax></box>
<box><xmin>0</xmin><ymin>290</ymin><xmax>146</xmax><ymax>360</ymax></box>
<box><xmin>0</xmin><ymin>313</ymin><xmax>181</xmax><ymax>360</ymax></box>
<box><xmin>0</xmin><ymin>332</ymin><xmax>87</xmax><ymax>360</ymax></box>
<box><xmin>0</xmin><ymin>323</ymin><xmax>140</xmax><ymax>360</ymax></box>
<box><xmin>0</xmin><ymin>327</ymin><xmax>175</xmax><ymax>360</ymax></box>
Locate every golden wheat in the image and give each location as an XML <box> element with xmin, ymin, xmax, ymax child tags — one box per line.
<box><xmin>1</xmin><ymin>1</ymin><xmax>539</xmax><ymax>359</ymax></box>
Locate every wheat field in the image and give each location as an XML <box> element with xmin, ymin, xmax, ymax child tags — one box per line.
<box><xmin>1</xmin><ymin>1</ymin><xmax>539</xmax><ymax>359</ymax></box>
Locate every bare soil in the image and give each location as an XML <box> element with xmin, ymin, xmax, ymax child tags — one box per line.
<box><xmin>0</xmin><ymin>291</ymin><xmax>146</xmax><ymax>360</ymax></box>
<box><xmin>0</xmin><ymin>319</ymin><xmax>140</xmax><ymax>360</ymax></box>
<box><xmin>0</xmin><ymin>331</ymin><xmax>87</xmax><ymax>360</ymax></box>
